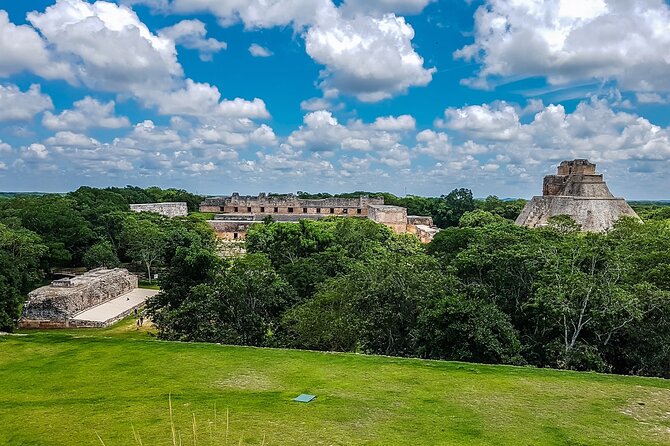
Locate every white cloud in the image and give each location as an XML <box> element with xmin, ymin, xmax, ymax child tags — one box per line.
<box><xmin>159</xmin><ymin>19</ymin><xmax>226</xmax><ymax>61</ymax></box>
<box><xmin>371</xmin><ymin>114</ymin><xmax>416</xmax><ymax>131</ymax></box>
<box><xmin>45</xmin><ymin>131</ymin><xmax>102</xmax><ymax>149</ymax></box>
<box><xmin>434</xmin><ymin>98</ymin><xmax>670</xmax><ymax>170</ymax></box>
<box><xmin>42</xmin><ymin>96</ymin><xmax>130</xmax><ymax>131</ymax></box>
<box><xmin>141</xmin><ymin>79</ymin><xmax>270</xmax><ymax>119</ymax></box>
<box><xmin>0</xmin><ymin>84</ymin><xmax>53</xmax><ymax>121</ymax></box>
<box><xmin>414</xmin><ymin>129</ymin><xmax>452</xmax><ymax>161</ymax></box>
<box><xmin>305</xmin><ymin>12</ymin><xmax>435</xmax><ymax>101</ymax></box>
<box><xmin>340</xmin><ymin>0</ymin><xmax>434</xmax><ymax>15</ymax></box>
<box><xmin>636</xmin><ymin>92</ymin><xmax>667</xmax><ymax>104</ymax></box>
<box><xmin>249</xmin><ymin>43</ymin><xmax>273</xmax><ymax>57</ymax></box>
<box><xmin>456</xmin><ymin>0</ymin><xmax>670</xmax><ymax>93</ymax></box>
<box><xmin>0</xmin><ymin>140</ymin><xmax>12</xmax><ymax>154</ymax></box>
<box><xmin>438</xmin><ymin>102</ymin><xmax>521</xmax><ymax>141</ymax></box>
<box><xmin>27</xmin><ymin>0</ymin><xmax>181</xmax><ymax>94</ymax></box>
<box><xmin>25</xmin><ymin>0</ymin><xmax>261</xmax><ymax>120</ymax></box>
<box><xmin>286</xmin><ymin>110</ymin><xmax>415</xmax><ymax>170</ymax></box>
<box><xmin>0</xmin><ymin>11</ymin><xmax>73</xmax><ymax>81</ymax></box>
<box><xmin>22</xmin><ymin>143</ymin><xmax>49</xmax><ymax>160</ymax></box>
<box><xmin>127</xmin><ymin>0</ymin><xmax>434</xmax><ymax>102</ymax></box>
<box><xmin>300</xmin><ymin>97</ymin><xmax>335</xmax><ymax>111</ymax></box>
<box><xmin>169</xmin><ymin>0</ymin><xmax>330</xmax><ymax>28</ymax></box>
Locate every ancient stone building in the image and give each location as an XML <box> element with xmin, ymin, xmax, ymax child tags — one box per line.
<box><xmin>200</xmin><ymin>193</ymin><xmax>383</xmax><ymax>216</ymax></box>
<box><xmin>21</xmin><ymin>268</ymin><xmax>138</xmax><ymax>328</ymax></box>
<box><xmin>130</xmin><ymin>202</ymin><xmax>188</xmax><ymax>218</ymax></box>
<box><xmin>515</xmin><ymin>159</ymin><xmax>640</xmax><ymax>232</ymax></box>
<box><xmin>201</xmin><ymin>193</ymin><xmax>440</xmax><ymax>242</ymax></box>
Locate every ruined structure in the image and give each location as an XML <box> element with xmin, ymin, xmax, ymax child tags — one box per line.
<box><xmin>21</xmin><ymin>268</ymin><xmax>138</xmax><ymax>328</ymax></box>
<box><xmin>201</xmin><ymin>193</ymin><xmax>440</xmax><ymax>242</ymax></box>
<box><xmin>515</xmin><ymin>159</ymin><xmax>640</xmax><ymax>232</ymax></box>
<box><xmin>200</xmin><ymin>193</ymin><xmax>383</xmax><ymax>216</ymax></box>
<box><xmin>130</xmin><ymin>202</ymin><xmax>188</xmax><ymax>218</ymax></box>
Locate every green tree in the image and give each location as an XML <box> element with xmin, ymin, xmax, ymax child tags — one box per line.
<box><xmin>121</xmin><ymin>217</ymin><xmax>167</xmax><ymax>282</ymax></box>
<box><xmin>82</xmin><ymin>240</ymin><xmax>120</xmax><ymax>269</ymax></box>
<box><xmin>0</xmin><ymin>223</ymin><xmax>47</xmax><ymax>331</ymax></box>
<box><xmin>434</xmin><ymin>188</ymin><xmax>476</xmax><ymax>227</ymax></box>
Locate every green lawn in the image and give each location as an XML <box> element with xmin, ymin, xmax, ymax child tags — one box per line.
<box><xmin>1</xmin><ymin>319</ymin><xmax>669</xmax><ymax>446</ymax></box>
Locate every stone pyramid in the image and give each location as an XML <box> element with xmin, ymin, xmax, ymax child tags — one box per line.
<box><xmin>515</xmin><ymin>159</ymin><xmax>640</xmax><ymax>232</ymax></box>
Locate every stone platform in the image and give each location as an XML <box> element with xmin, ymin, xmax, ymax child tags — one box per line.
<box><xmin>70</xmin><ymin>288</ymin><xmax>159</xmax><ymax>328</ymax></box>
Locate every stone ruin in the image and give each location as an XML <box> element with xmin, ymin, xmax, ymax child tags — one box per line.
<box><xmin>515</xmin><ymin>159</ymin><xmax>640</xmax><ymax>232</ymax></box>
<box><xmin>130</xmin><ymin>202</ymin><xmax>188</xmax><ymax>218</ymax></box>
<box><xmin>21</xmin><ymin>268</ymin><xmax>138</xmax><ymax>328</ymax></box>
<box><xmin>200</xmin><ymin>193</ymin><xmax>440</xmax><ymax>243</ymax></box>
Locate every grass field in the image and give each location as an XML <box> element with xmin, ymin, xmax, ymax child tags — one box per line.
<box><xmin>1</xmin><ymin>319</ymin><xmax>669</xmax><ymax>446</ymax></box>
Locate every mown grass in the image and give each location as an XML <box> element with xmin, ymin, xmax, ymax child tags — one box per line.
<box><xmin>1</xmin><ymin>317</ymin><xmax>669</xmax><ymax>445</ymax></box>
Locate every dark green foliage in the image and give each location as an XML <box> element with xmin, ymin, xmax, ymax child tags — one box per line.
<box><xmin>82</xmin><ymin>240</ymin><xmax>120</xmax><ymax>268</ymax></box>
<box><xmin>0</xmin><ymin>223</ymin><xmax>47</xmax><ymax>331</ymax></box>
<box><xmin>149</xmin><ymin>253</ymin><xmax>295</xmax><ymax>345</ymax></box>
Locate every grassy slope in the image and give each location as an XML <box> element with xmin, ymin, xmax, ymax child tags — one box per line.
<box><xmin>1</xmin><ymin>319</ymin><xmax>669</xmax><ymax>446</ymax></box>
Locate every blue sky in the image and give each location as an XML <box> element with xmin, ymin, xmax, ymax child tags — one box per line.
<box><xmin>0</xmin><ymin>0</ymin><xmax>669</xmax><ymax>198</ymax></box>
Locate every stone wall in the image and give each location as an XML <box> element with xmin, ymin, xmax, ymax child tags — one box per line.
<box><xmin>22</xmin><ymin>268</ymin><xmax>138</xmax><ymax>322</ymax></box>
<box><xmin>200</xmin><ymin>193</ymin><xmax>383</xmax><ymax>215</ymax></box>
<box><xmin>407</xmin><ymin>215</ymin><xmax>434</xmax><ymax>226</ymax></box>
<box><xmin>130</xmin><ymin>202</ymin><xmax>188</xmax><ymax>218</ymax></box>
<box><xmin>368</xmin><ymin>205</ymin><xmax>408</xmax><ymax>233</ymax></box>
<box><xmin>207</xmin><ymin>220</ymin><xmax>257</xmax><ymax>240</ymax></box>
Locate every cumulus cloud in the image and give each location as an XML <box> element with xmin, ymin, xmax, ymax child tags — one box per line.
<box><xmin>159</xmin><ymin>19</ymin><xmax>226</xmax><ymax>61</ymax></box>
<box><xmin>126</xmin><ymin>0</ymin><xmax>434</xmax><ymax>102</ymax></box>
<box><xmin>0</xmin><ymin>140</ymin><xmax>12</xmax><ymax>154</ymax></box>
<box><xmin>455</xmin><ymin>0</ymin><xmax>670</xmax><ymax>93</ymax></box>
<box><xmin>288</xmin><ymin>110</ymin><xmax>414</xmax><ymax>154</ymax></box>
<box><xmin>305</xmin><ymin>12</ymin><xmax>435</xmax><ymax>101</ymax></box>
<box><xmin>285</xmin><ymin>110</ymin><xmax>413</xmax><ymax>169</ymax></box>
<box><xmin>0</xmin><ymin>11</ymin><xmax>73</xmax><ymax>81</ymax></box>
<box><xmin>340</xmin><ymin>0</ymin><xmax>434</xmax><ymax>15</ymax></box>
<box><xmin>371</xmin><ymin>115</ymin><xmax>416</xmax><ymax>131</ymax></box>
<box><xmin>300</xmin><ymin>97</ymin><xmax>335</xmax><ymax>111</ymax></box>
<box><xmin>249</xmin><ymin>43</ymin><xmax>273</xmax><ymax>57</ymax></box>
<box><xmin>414</xmin><ymin>129</ymin><xmax>452</xmax><ymax>161</ymax></box>
<box><xmin>184</xmin><ymin>0</ymin><xmax>331</xmax><ymax>28</ymax></box>
<box><xmin>45</xmin><ymin>131</ymin><xmax>101</xmax><ymax>149</ymax></box>
<box><xmin>27</xmin><ymin>0</ymin><xmax>181</xmax><ymax>93</ymax></box>
<box><xmin>437</xmin><ymin>102</ymin><xmax>521</xmax><ymax>141</ymax></box>
<box><xmin>42</xmin><ymin>97</ymin><xmax>130</xmax><ymax>131</ymax></box>
<box><xmin>636</xmin><ymin>92</ymin><xmax>667</xmax><ymax>104</ymax></box>
<box><xmin>430</xmin><ymin>98</ymin><xmax>670</xmax><ymax>174</ymax></box>
<box><xmin>23</xmin><ymin>0</ymin><xmax>263</xmax><ymax>120</ymax></box>
<box><xmin>22</xmin><ymin>143</ymin><xmax>49</xmax><ymax>160</ymax></box>
<box><xmin>0</xmin><ymin>84</ymin><xmax>53</xmax><ymax>121</ymax></box>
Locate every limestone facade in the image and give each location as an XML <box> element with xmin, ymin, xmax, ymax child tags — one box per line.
<box><xmin>130</xmin><ymin>202</ymin><xmax>188</xmax><ymax>218</ymax></box>
<box><xmin>516</xmin><ymin>159</ymin><xmax>640</xmax><ymax>232</ymax></box>
<box><xmin>200</xmin><ymin>193</ymin><xmax>383</xmax><ymax>216</ymax></box>
<box><xmin>21</xmin><ymin>268</ymin><xmax>138</xmax><ymax>328</ymax></box>
<box><xmin>202</xmin><ymin>193</ymin><xmax>440</xmax><ymax>242</ymax></box>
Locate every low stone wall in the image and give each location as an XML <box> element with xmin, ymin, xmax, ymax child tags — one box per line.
<box><xmin>18</xmin><ymin>319</ymin><xmax>70</xmax><ymax>329</ymax></box>
<box><xmin>407</xmin><ymin>215</ymin><xmax>434</xmax><ymax>226</ymax></box>
<box><xmin>130</xmin><ymin>202</ymin><xmax>188</xmax><ymax>218</ymax></box>
<box><xmin>22</xmin><ymin>268</ymin><xmax>138</xmax><ymax>322</ymax></box>
<box><xmin>368</xmin><ymin>205</ymin><xmax>408</xmax><ymax>233</ymax></box>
